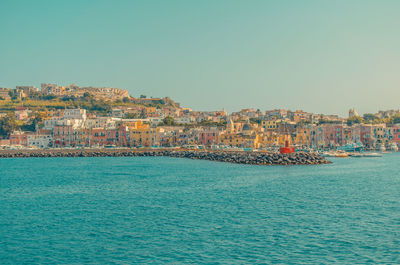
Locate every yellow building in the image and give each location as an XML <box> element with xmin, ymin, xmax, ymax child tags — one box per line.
<box><xmin>226</xmin><ymin>118</ymin><xmax>244</xmax><ymax>133</ymax></box>
<box><xmin>261</xmin><ymin>120</ymin><xmax>282</xmax><ymax>130</ymax></box>
<box><xmin>294</xmin><ymin>127</ymin><xmax>312</xmax><ymax>146</ymax></box>
<box><xmin>120</xmin><ymin>120</ymin><xmax>149</xmax><ymax>130</ymax></box>
<box><xmin>145</xmin><ymin>107</ymin><xmax>157</xmax><ymax>116</ymax></box>
<box><xmin>218</xmin><ymin>133</ymin><xmax>262</xmax><ymax>148</ymax></box>
<box><xmin>129</xmin><ymin>127</ymin><xmax>157</xmax><ymax>147</ymax></box>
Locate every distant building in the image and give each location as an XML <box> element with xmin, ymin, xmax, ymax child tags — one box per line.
<box><xmin>198</xmin><ymin>128</ymin><xmax>220</xmax><ymax>145</ymax></box>
<box><xmin>130</xmin><ymin>97</ymin><xmax>180</xmax><ymax>108</ymax></box>
<box><xmin>41</xmin><ymin>83</ymin><xmax>130</xmax><ymax>100</ymax></box>
<box><xmin>15</xmin><ymin>108</ymin><xmax>30</xmax><ymax>120</ymax></box>
<box><xmin>0</xmin><ymin>88</ymin><xmax>11</xmax><ymax>100</ymax></box>
<box><xmin>27</xmin><ymin>133</ymin><xmax>52</xmax><ymax>148</ymax></box>
<box><xmin>16</xmin><ymin>86</ymin><xmax>39</xmax><ymax>98</ymax></box>
<box><xmin>262</xmin><ymin>120</ymin><xmax>281</xmax><ymax>130</ymax></box>
<box><xmin>265</xmin><ymin>109</ymin><xmax>288</xmax><ymax>119</ymax></box>
<box><xmin>41</xmin><ymin>83</ymin><xmax>66</xmax><ymax>96</ymax></box>
<box><xmin>63</xmin><ymin>109</ymin><xmax>87</xmax><ymax>120</ymax></box>
<box><xmin>10</xmin><ymin>131</ymin><xmax>28</xmax><ymax>146</ymax></box>
<box><xmin>349</xmin><ymin>108</ymin><xmax>359</xmax><ymax>118</ymax></box>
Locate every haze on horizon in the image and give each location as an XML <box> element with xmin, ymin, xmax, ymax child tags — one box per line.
<box><xmin>1</xmin><ymin>0</ymin><xmax>399</xmax><ymax>116</ymax></box>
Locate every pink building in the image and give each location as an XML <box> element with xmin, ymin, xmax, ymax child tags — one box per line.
<box><xmin>90</xmin><ymin>128</ymin><xmax>107</xmax><ymax>146</ymax></box>
<box><xmin>15</xmin><ymin>109</ymin><xmax>29</xmax><ymax>120</ymax></box>
<box><xmin>54</xmin><ymin>125</ymin><xmax>73</xmax><ymax>146</ymax></box>
<box><xmin>391</xmin><ymin>126</ymin><xmax>400</xmax><ymax>146</ymax></box>
<box><xmin>10</xmin><ymin>131</ymin><xmax>28</xmax><ymax>146</ymax></box>
<box><xmin>323</xmin><ymin>125</ymin><xmax>344</xmax><ymax>147</ymax></box>
<box><xmin>360</xmin><ymin>125</ymin><xmax>374</xmax><ymax>148</ymax></box>
<box><xmin>198</xmin><ymin>129</ymin><xmax>220</xmax><ymax>145</ymax></box>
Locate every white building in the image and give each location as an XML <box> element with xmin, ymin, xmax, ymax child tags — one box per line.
<box><xmin>63</xmin><ymin>109</ymin><xmax>87</xmax><ymax>120</ymax></box>
<box><xmin>148</xmin><ymin>117</ymin><xmax>163</xmax><ymax>125</ymax></box>
<box><xmin>175</xmin><ymin>117</ymin><xmax>195</xmax><ymax>124</ymax></box>
<box><xmin>85</xmin><ymin>117</ymin><xmax>115</xmax><ymax>129</ymax></box>
<box><xmin>44</xmin><ymin>117</ymin><xmax>63</xmax><ymax>130</ymax></box>
<box><xmin>27</xmin><ymin>134</ymin><xmax>52</xmax><ymax>148</ymax></box>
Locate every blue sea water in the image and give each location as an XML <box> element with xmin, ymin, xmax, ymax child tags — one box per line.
<box><xmin>1</xmin><ymin>154</ymin><xmax>400</xmax><ymax>264</ymax></box>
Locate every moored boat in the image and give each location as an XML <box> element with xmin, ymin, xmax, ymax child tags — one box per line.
<box><xmin>337</xmin><ymin>142</ymin><xmax>364</xmax><ymax>152</ymax></box>
<box><xmin>322</xmin><ymin>151</ymin><xmax>349</xmax><ymax>157</ymax></box>
<box><xmin>335</xmin><ymin>151</ymin><xmax>349</xmax><ymax>158</ymax></box>
<box><xmin>363</xmin><ymin>152</ymin><xmax>382</xmax><ymax>157</ymax></box>
<box><xmin>322</xmin><ymin>151</ymin><xmax>336</xmax><ymax>157</ymax></box>
<box><xmin>378</xmin><ymin>144</ymin><xmax>386</xmax><ymax>152</ymax></box>
<box><xmin>390</xmin><ymin>143</ymin><xmax>399</xmax><ymax>152</ymax></box>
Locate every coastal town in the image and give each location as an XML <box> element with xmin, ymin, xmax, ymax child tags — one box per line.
<box><xmin>0</xmin><ymin>83</ymin><xmax>399</xmax><ymax>154</ymax></box>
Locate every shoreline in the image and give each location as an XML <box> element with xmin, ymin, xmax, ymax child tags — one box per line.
<box><xmin>0</xmin><ymin>149</ymin><xmax>331</xmax><ymax>165</ymax></box>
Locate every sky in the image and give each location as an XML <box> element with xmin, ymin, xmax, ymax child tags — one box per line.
<box><xmin>1</xmin><ymin>0</ymin><xmax>400</xmax><ymax>116</ymax></box>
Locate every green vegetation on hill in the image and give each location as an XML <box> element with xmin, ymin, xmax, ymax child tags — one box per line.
<box><xmin>0</xmin><ymin>114</ymin><xmax>19</xmax><ymax>138</ymax></box>
<box><xmin>0</xmin><ymin>93</ymin><xmax>171</xmax><ymax>114</ymax></box>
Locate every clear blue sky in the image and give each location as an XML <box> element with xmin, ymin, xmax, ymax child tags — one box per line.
<box><xmin>1</xmin><ymin>0</ymin><xmax>399</xmax><ymax>116</ymax></box>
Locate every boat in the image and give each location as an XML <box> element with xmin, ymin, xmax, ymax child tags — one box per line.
<box><xmin>378</xmin><ymin>143</ymin><xmax>386</xmax><ymax>152</ymax></box>
<box><xmin>335</xmin><ymin>151</ymin><xmax>349</xmax><ymax>158</ymax></box>
<box><xmin>337</xmin><ymin>142</ymin><xmax>364</xmax><ymax>152</ymax></box>
<box><xmin>390</xmin><ymin>143</ymin><xmax>399</xmax><ymax>152</ymax></box>
<box><xmin>322</xmin><ymin>151</ymin><xmax>349</xmax><ymax>157</ymax></box>
<box><xmin>363</xmin><ymin>152</ymin><xmax>382</xmax><ymax>157</ymax></box>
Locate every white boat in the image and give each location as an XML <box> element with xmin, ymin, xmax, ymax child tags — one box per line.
<box><xmin>322</xmin><ymin>151</ymin><xmax>349</xmax><ymax>157</ymax></box>
<box><xmin>363</xmin><ymin>152</ymin><xmax>382</xmax><ymax>157</ymax></box>
<box><xmin>390</xmin><ymin>143</ymin><xmax>398</xmax><ymax>152</ymax></box>
<box><xmin>322</xmin><ymin>151</ymin><xmax>336</xmax><ymax>157</ymax></box>
<box><xmin>378</xmin><ymin>144</ymin><xmax>386</xmax><ymax>152</ymax></box>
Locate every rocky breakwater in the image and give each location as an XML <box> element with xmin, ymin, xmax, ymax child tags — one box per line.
<box><xmin>0</xmin><ymin>149</ymin><xmax>331</xmax><ymax>165</ymax></box>
<box><xmin>168</xmin><ymin>151</ymin><xmax>331</xmax><ymax>165</ymax></box>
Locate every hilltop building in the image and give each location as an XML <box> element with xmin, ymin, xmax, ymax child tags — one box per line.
<box><xmin>349</xmin><ymin>108</ymin><xmax>359</xmax><ymax>118</ymax></box>
<box><xmin>0</xmin><ymin>88</ymin><xmax>11</xmax><ymax>100</ymax></box>
<box><xmin>41</xmin><ymin>83</ymin><xmax>130</xmax><ymax>100</ymax></box>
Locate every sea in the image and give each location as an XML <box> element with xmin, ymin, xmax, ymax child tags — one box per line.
<box><xmin>1</xmin><ymin>154</ymin><xmax>399</xmax><ymax>264</ymax></box>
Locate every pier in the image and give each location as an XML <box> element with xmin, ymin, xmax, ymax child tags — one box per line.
<box><xmin>0</xmin><ymin>149</ymin><xmax>331</xmax><ymax>165</ymax></box>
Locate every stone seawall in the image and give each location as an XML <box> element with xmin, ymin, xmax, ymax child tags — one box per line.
<box><xmin>0</xmin><ymin>149</ymin><xmax>331</xmax><ymax>165</ymax></box>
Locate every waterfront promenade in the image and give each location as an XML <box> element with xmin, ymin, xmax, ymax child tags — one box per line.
<box><xmin>0</xmin><ymin>148</ymin><xmax>330</xmax><ymax>165</ymax></box>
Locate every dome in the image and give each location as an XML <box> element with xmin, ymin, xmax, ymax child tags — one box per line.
<box><xmin>243</xmin><ymin>123</ymin><xmax>252</xmax><ymax>131</ymax></box>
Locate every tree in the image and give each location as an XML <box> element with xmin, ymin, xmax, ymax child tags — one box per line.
<box><xmin>363</xmin><ymin>113</ymin><xmax>379</xmax><ymax>122</ymax></box>
<box><xmin>392</xmin><ymin>115</ymin><xmax>400</xmax><ymax>124</ymax></box>
<box><xmin>139</xmin><ymin>109</ymin><xmax>147</xmax><ymax>119</ymax></box>
<box><xmin>140</xmin><ymin>95</ymin><xmax>147</xmax><ymax>99</ymax></box>
<box><xmin>347</xmin><ymin>116</ymin><xmax>362</xmax><ymax>126</ymax></box>
<box><xmin>249</xmin><ymin>118</ymin><xmax>262</xmax><ymax>125</ymax></box>
<box><xmin>162</xmin><ymin>116</ymin><xmax>176</xmax><ymax>126</ymax></box>
<box><xmin>82</xmin><ymin>92</ymin><xmax>94</xmax><ymax>101</ymax></box>
<box><xmin>197</xmin><ymin>120</ymin><xmax>219</xmax><ymax>127</ymax></box>
<box><xmin>40</xmin><ymin>94</ymin><xmax>57</xmax><ymax>100</ymax></box>
<box><xmin>0</xmin><ymin>114</ymin><xmax>19</xmax><ymax>138</ymax></box>
<box><xmin>122</xmin><ymin>97</ymin><xmax>131</xmax><ymax>103</ymax></box>
<box><xmin>32</xmin><ymin>112</ymin><xmax>44</xmax><ymax>128</ymax></box>
<box><xmin>124</xmin><ymin>113</ymin><xmax>138</xmax><ymax>119</ymax></box>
